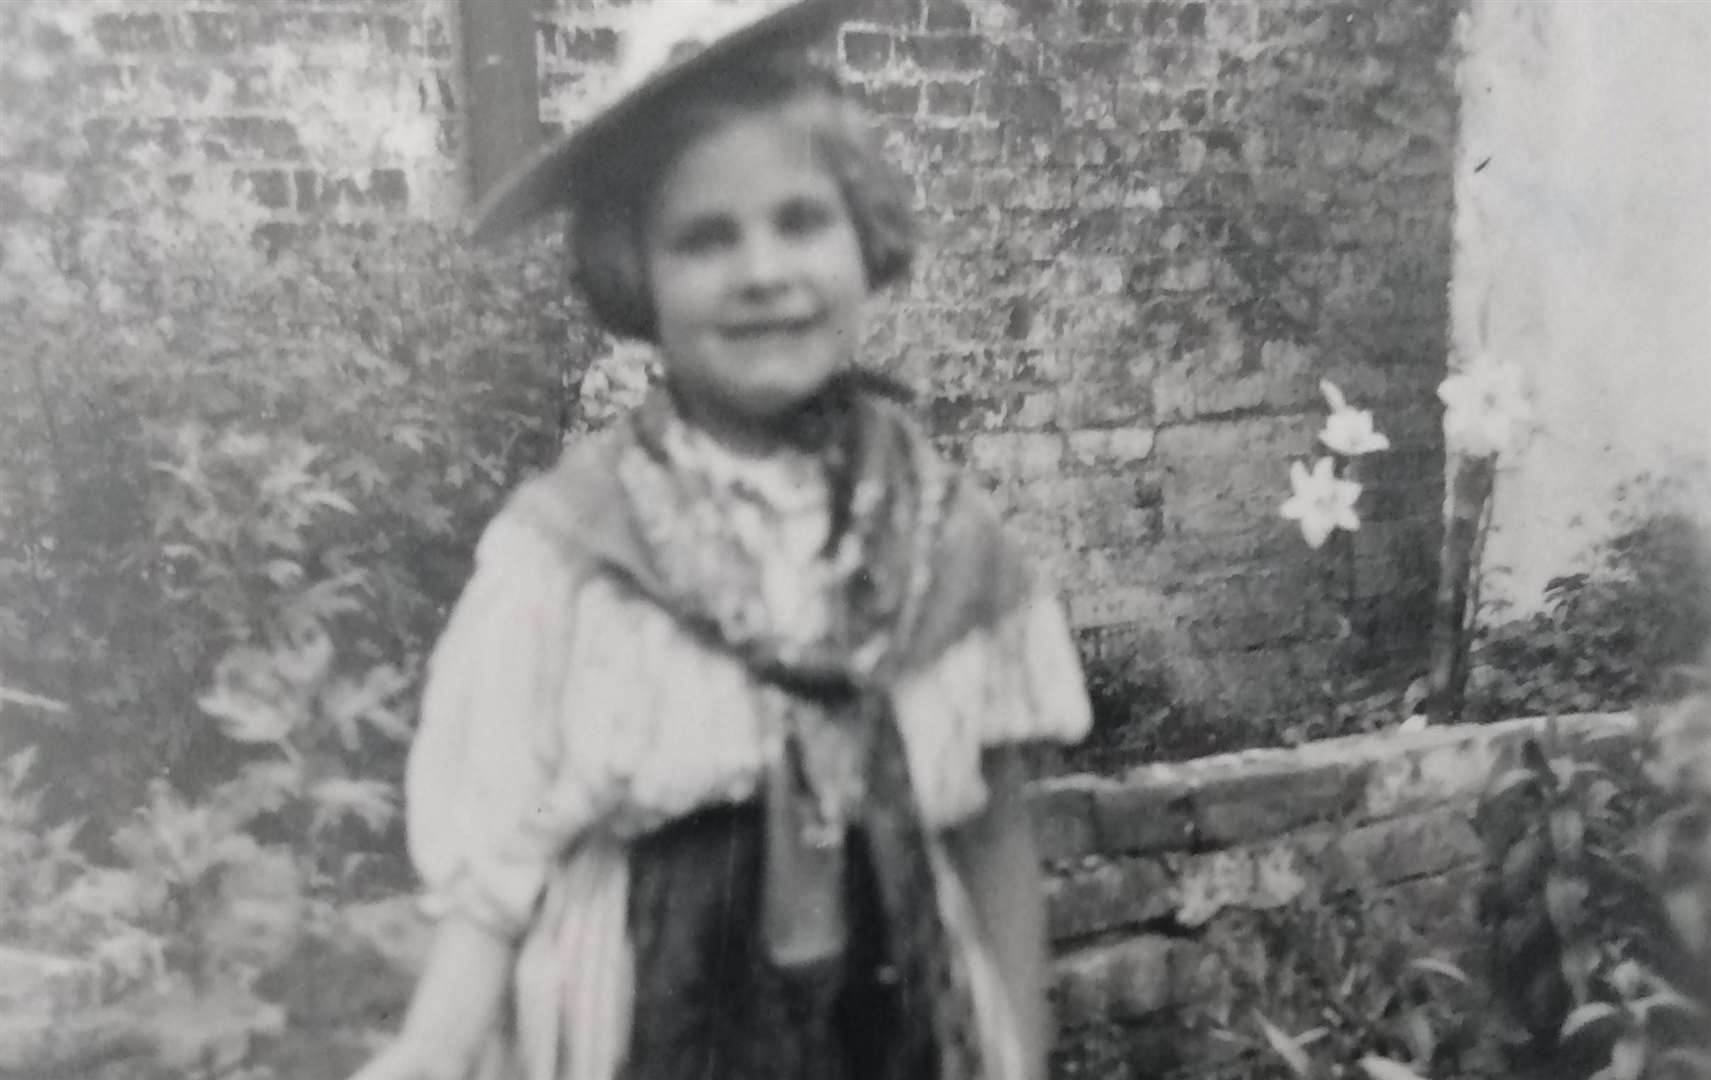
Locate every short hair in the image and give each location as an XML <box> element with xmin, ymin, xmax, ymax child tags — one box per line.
<box><xmin>567</xmin><ymin>59</ymin><xmax>916</xmax><ymax>342</ymax></box>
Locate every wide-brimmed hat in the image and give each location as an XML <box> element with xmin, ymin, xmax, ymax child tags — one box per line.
<box><xmin>470</xmin><ymin>0</ymin><xmax>845</xmax><ymax>243</ymax></box>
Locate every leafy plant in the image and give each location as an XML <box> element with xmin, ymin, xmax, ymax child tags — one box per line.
<box><xmin>0</xmin><ymin>162</ymin><xmax>615</xmax><ymax>1073</ymax></box>
<box><xmin>1203</xmin><ymin>885</ymin><xmax>1507</xmax><ymax>1080</ymax></box>
<box><xmin>1473</xmin><ymin>701</ymin><xmax>1711</xmax><ymax>1080</ymax></box>
<box><xmin>1470</xmin><ymin>480</ymin><xmax>1711</xmax><ymax>720</ymax></box>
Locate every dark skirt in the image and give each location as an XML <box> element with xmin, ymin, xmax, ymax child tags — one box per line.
<box><xmin>623</xmin><ymin>803</ymin><xmax>930</xmax><ymax>1080</ymax></box>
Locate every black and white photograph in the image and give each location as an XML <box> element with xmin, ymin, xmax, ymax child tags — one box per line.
<box><xmin>1</xmin><ymin>0</ymin><xmax>1708</xmax><ymax>1077</ymax></box>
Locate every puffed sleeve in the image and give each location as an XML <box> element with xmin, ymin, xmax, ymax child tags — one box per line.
<box><xmin>895</xmin><ymin>587</ymin><xmax>1093</xmax><ymax>826</ymax></box>
<box><xmin>404</xmin><ymin>510</ymin><xmax>581</xmax><ymax>939</ymax></box>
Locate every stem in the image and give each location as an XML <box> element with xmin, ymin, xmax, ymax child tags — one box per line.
<box><xmin>1427</xmin><ymin>454</ymin><xmax>1497</xmax><ymax>723</ymax></box>
<box><xmin>1324</xmin><ymin>455</ymin><xmax>1359</xmax><ymax>729</ymax></box>
<box><xmin>1341</xmin><ymin>458</ymin><xmax>1360</xmax><ymax>662</ymax></box>
<box><xmin>1462</xmin><ymin>476</ymin><xmax>1497</xmax><ymax>680</ymax></box>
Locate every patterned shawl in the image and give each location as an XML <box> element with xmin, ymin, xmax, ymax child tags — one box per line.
<box><xmin>507</xmin><ymin>375</ymin><xmax>1040</xmax><ymax>1079</ymax></box>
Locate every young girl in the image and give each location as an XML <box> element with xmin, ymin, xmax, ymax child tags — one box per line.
<box><xmin>352</xmin><ymin>2</ymin><xmax>1091</xmax><ymax>1078</ymax></box>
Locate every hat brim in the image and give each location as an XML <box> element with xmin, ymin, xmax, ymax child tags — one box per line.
<box><xmin>468</xmin><ymin>0</ymin><xmax>845</xmax><ymax>244</ymax></box>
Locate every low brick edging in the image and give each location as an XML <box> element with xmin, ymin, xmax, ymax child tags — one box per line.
<box><xmin>1033</xmin><ymin>711</ymin><xmax>1639</xmax><ymax>1073</ymax></box>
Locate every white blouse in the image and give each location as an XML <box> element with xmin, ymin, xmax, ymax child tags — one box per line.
<box><xmin>403</xmin><ymin>440</ymin><xmax>1092</xmax><ymax>1080</ymax></box>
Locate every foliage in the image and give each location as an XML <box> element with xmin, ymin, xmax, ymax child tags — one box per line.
<box><xmin>1472</xmin><ymin>689</ymin><xmax>1711</xmax><ymax>1080</ymax></box>
<box><xmin>1</xmin><ymin>213</ymin><xmax>588</xmax><ymax>821</ymax></box>
<box><xmin>0</xmin><ymin>183</ymin><xmax>617</xmax><ymax>1070</ymax></box>
<box><xmin>1203</xmin><ymin>882</ymin><xmax>1508</xmax><ymax>1080</ymax></box>
<box><xmin>1469</xmin><ymin>478</ymin><xmax>1711</xmax><ymax>720</ymax></box>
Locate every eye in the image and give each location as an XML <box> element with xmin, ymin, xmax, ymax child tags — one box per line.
<box><xmin>774</xmin><ymin>196</ymin><xmax>837</xmax><ymax>238</ymax></box>
<box><xmin>664</xmin><ymin>214</ymin><xmax>736</xmax><ymax>256</ymax></box>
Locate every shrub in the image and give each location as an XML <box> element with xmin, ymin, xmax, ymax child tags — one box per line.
<box><xmin>1470</xmin><ymin>475</ymin><xmax>1711</xmax><ymax>720</ymax></box>
<box><xmin>0</xmin><ymin>202</ymin><xmax>615</xmax><ymax>1072</ymax></box>
<box><xmin>1472</xmin><ymin>679</ymin><xmax>1711</xmax><ymax>1080</ymax></box>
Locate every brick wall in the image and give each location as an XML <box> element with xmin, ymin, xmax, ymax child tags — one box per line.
<box><xmin>547</xmin><ymin>0</ymin><xmax>1461</xmax><ymax>749</ymax></box>
<box><xmin>0</xmin><ymin>0</ymin><xmax>466</xmax><ymax>248</ymax></box>
<box><xmin>1038</xmin><ymin>711</ymin><xmax>1636</xmax><ymax>1078</ymax></box>
<box><xmin>2</xmin><ymin>0</ymin><xmax>1463</xmax><ymax>752</ymax></box>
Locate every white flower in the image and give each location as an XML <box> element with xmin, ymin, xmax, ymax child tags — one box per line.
<box><xmin>1280</xmin><ymin>457</ymin><xmax>1362</xmax><ymax>548</ymax></box>
<box><xmin>1437</xmin><ymin>354</ymin><xmax>1533</xmax><ymax>458</ymax></box>
<box><xmin>573</xmin><ymin>340</ymin><xmax>659</xmax><ymax>433</ymax></box>
<box><xmin>1317</xmin><ymin>380</ymin><xmax>1391</xmax><ymax>457</ymax></box>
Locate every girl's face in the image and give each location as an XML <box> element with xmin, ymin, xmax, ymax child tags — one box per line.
<box><xmin>644</xmin><ymin>101</ymin><xmax>869</xmax><ymax>443</ymax></box>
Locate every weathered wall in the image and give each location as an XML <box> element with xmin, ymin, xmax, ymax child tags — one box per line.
<box><xmin>1454</xmin><ymin>1</ymin><xmax>1711</xmax><ymax>612</ymax></box>
<box><xmin>1039</xmin><ymin>710</ymin><xmax>1635</xmax><ymax>1078</ymax></box>
<box><xmin>1</xmin><ymin>0</ymin><xmax>1460</xmax><ymax>750</ymax></box>
<box><xmin>0</xmin><ymin>0</ymin><xmax>466</xmax><ymax>252</ymax></box>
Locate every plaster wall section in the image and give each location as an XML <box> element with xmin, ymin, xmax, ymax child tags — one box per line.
<box><xmin>1456</xmin><ymin>1</ymin><xmax>1711</xmax><ymax>610</ymax></box>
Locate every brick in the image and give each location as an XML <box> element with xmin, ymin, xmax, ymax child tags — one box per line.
<box><xmin>239</xmin><ymin>169</ymin><xmax>292</xmax><ymax>210</ymax></box>
<box><xmin>1336</xmin><ymin>806</ymin><xmax>1484</xmax><ymax>886</ymax></box>
<box><xmin>840</xmin><ymin>29</ymin><xmax>893</xmax><ymax>71</ymax></box>
<box><xmin>1056</xmin><ymin>381</ymin><xmax>1151</xmax><ymax>430</ymax></box>
<box><xmin>1029</xmin><ymin>778</ymin><xmax>1100</xmax><ymax>863</ymax></box>
<box><xmin>92</xmin><ymin>12</ymin><xmax>172</xmax><ymax>53</ymax></box>
<box><xmin>925</xmin><ymin>390</ymin><xmax>1035</xmax><ymax>434</ymax></box>
<box><xmin>371</xmin><ymin>168</ymin><xmax>409</xmax><ymax>211</ymax></box>
<box><xmin>29</xmin><ymin>19</ymin><xmax>76</xmax><ymax>54</ymax></box>
<box><xmin>922</xmin><ymin>169</ymin><xmax>978</xmax><ymax>207</ymax></box>
<box><xmin>1069</xmin><ymin>584</ymin><xmax>1179</xmax><ymax>630</ymax></box>
<box><xmin>203</xmin><ymin>117</ymin><xmax>302</xmax><ymax>161</ymax></box>
<box><xmin>80</xmin><ymin>117</ymin><xmax>185</xmax><ymax>160</ymax></box>
<box><xmin>1064</xmin><ymin>39</ymin><xmax>1134</xmax><ymax>76</ymax></box>
<box><xmin>541</xmin><ymin>25</ymin><xmax>618</xmax><ymax>62</ymax></box>
<box><xmin>1091</xmin><ymin>772</ymin><xmax>1196</xmax><ymax>855</ymax></box>
<box><xmin>1067</xmin><ymin>428</ymin><xmax>1157</xmax><ymax>469</ymax></box>
<box><xmin>856</xmin><ymin>0</ymin><xmax>922</xmax><ymax>29</ymax></box>
<box><xmin>967</xmin><ymin>431</ymin><xmax>1065</xmax><ymax>477</ymax></box>
<box><xmin>923</xmin><ymin>0</ymin><xmax>973</xmax><ymax>32</ymax></box>
<box><xmin>1048</xmin><ymin>857</ymin><xmax>1176</xmax><ymax>942</ymax></box>
<box><xmin>1076</xmin><ymin>0</ymin><xmax>1120</xmax><ymax>36</ymax></box>
<box><xmin>1356</xmin><ymin>722</ymin><xmax>1525</xmax><ymax>821</ymax></box>
<box><xmin>1172</xmin><ymin>833</ymin><xmax>1327</xmax><ymax>926</ymax></box>
<box><xmin>1178</xmin><ymin>2</ymin><xmax>1208</xmax><ymax>37</ymax></box>
<box><xmin>988</xmin><ymin>82</ymin><xmax>1063</xmax><ymax>128</ymax></box>
<box><xmin>294</xmin><ymin>169</ymin><xmax>410</xmax><ymax>214</ymax></box>
<box><xmin>1191</xmin><ymin>759</ymin><xmax>1360</xmax><ymax>844</ymax></box>
<box><xmin>899</xmin><ymin>33</ymin><xmax>988</xmax><ymax>73</ymax></box>
<box><xmin>853</xmin><ymin>81</ymin><xmax>920</xmax><ymax>117</ymax></box>
<box><xmin>923</xmin><ymin>80</ymin><xmax>979</xmax><ymax>117</ymax></box>
<box><xmin>375</xmin><ymin>14</ymin><xmax>413</xmax><ymax>54</ymax></box>
<box><xmin>184</xmin><ymin>10</ymin><xmax>249</xmax><ymax>53</ymax></box>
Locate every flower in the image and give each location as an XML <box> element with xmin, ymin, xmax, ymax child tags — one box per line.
<box><xmin>1280</xmin><ymin>457</ymin><xmax>1362</xmax><ymax>548</ymax></box>
<box><xmin>573</xmin><ymin>340</ymin><xmax>659</xmax><ymax>433</ymax></box>
<box><xmin>1437</xmin><ymin>354</ymin><xmax>1533</xmax><ymax>458</ymax></box>
<box><xmin>1317</xmin><ymin>380</ymin><xmax>1391</xmax><ymax>457</ymax></box>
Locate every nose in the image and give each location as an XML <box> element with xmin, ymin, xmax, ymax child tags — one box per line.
<box><xmin>735</xmin><ymin>228</ymin><xmax>789</xmax><ymax>297</ymax></box>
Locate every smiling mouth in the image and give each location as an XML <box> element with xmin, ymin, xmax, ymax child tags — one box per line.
<box><xmin>721</xmin><ymin>317</ymin><xmax>820</xmax><ymax>339</ymax></box>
